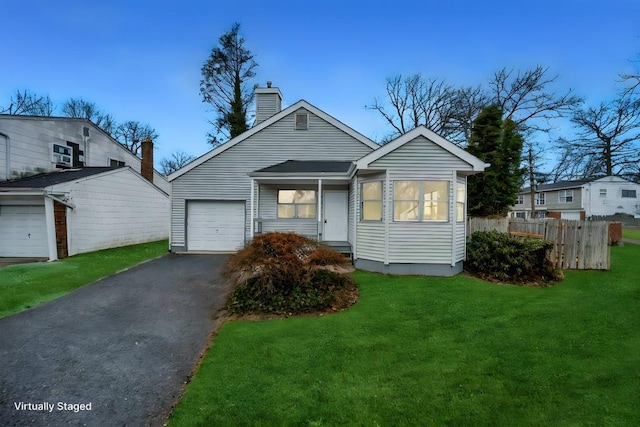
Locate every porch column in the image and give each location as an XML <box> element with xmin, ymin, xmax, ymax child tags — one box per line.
<box><xmin>317</xmin><ymin>179</ymin><xmax>322</xmax><ymax>241</ymax></box>
<box><xmin>250</xmin><ymin>178</ymin><xmax>255</xmax><ymax>239</ymax></box>
<box><xmin>451</xmin><ymin>171</ymin><xmax>457</xmax><ymax>267</ymax></box>
<box><xmin>384</xmin><ymin>170</ymin><xmax>390</xmax><ymax>265</ymax></box>
<box><xmin>44</xmin><ymin>196</ymin><xmax>58</xmax><ymax>262</ymax></box>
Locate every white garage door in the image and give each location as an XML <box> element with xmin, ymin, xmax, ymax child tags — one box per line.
<box><xmin>187</xmin><ymin>201</ymin><xmax>245</xmax><ymax>251</ymax></box>
<box><xmin>561</xmin><ymin>211</ymin><xmax>582</xmax><ymax>220</ymax></box>
<box><xmin>0</xmin><ymin>205</ymin><xmax>49</xmax><ymax>257</ymax></box>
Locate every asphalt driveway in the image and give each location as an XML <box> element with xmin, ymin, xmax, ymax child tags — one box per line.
<box><xmin>0</xmin><ymin>254</ymin><xmax>232</xmax><ymax>426</ymax></box>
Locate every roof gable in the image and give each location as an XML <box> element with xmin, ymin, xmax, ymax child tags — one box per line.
<box><xmin>355</xmin><ymin>126</ymin><xmax>487</xmax><ymax>171</ymax></box>
<box><xmin>167</xmin><ymin>100</ymin><xmax>379</xmax><ymax>181</ymax></box>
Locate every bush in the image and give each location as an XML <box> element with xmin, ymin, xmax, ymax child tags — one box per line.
<box><xmin>465</xmin><ymin>230</ymin><xmax>561</xmax><ymax>285</ymax></box>
<box><xmin>223</xmin><ymin>232</ymin><xmax>356</xmax><ymax>315</ymax></box>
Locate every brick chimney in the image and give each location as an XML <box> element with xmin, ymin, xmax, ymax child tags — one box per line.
<box><xmin>141</xmin><ymin>138</ymin><xmax>154</xmax><ymax>183</ymax></box>
<box><xmin>254</xmin><ymin>81</ymin><xmax>282</xmax><ymax>125</ymax></box>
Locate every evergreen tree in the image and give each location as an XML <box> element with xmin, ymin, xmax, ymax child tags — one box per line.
<box><xmin>467</xmin><ymin>105</ymin><xmax>525</xmax><ymax>216</ymax></box>
<box><xmin>200</xmin><ymin>23</ymin><xmax>258</xmax><ymax>145</ymax></box>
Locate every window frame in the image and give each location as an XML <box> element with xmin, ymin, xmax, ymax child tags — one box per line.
<box><xmin>456</xmin><ymin>182</ymin><xmax>466</xmax><ymax>222</ymax></box>
<box><xmin>558</xmin><ymin>189</ymin><xmax>574</xmax><ymax>203</ymax></box>
<box><xmin>360</xmin><ymin>181</ymin><xmax>383</xmax><ymax>221</ymax></box>
<box><xmin>621</xmin><ymin>189</ymin><xmax>637</xmax><ymax>198</ymax></box>
<box><xmin>516</xmin><ymin>194</ymin><xmax>524</xmax><ymax>205</ymax></box>
<box><xmin>277</xmin><ymin>189</ymin><xmax>316</xmax><ymax>219</ymax></box>
<box><xmin>599</xmin><ymin>189</ymin><xmax>607</xmax><ymax>197</ymax></box>
<box><xmin>535</xmin><ymin>192</ymin><xmax>546</xmax><ymax>206</ymax></box>
<box><xmin>393</xmin><ymin>180</ymin><xmax>449</xmax><ymax>222</ymax></box>
<box><xmin>294</xmin><ymin>113</ymin><xmax>309</xmax><ymax>130</ymax></box>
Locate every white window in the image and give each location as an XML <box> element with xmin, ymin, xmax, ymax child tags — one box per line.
<box><xmin>456</xmin><ymin>183</ymin><xmax>466</xmax><ymax>222</ymax></box>
<box><xmin>516</xmin><ymin>194</ymin><xmax>524</xmax><ymax>205</ymax></box>
<box><xmin>294</xmin><ymin>113</ymin><xmax>308</xmax><ymax>130</ymax></box>
<box><xmin>559</xmin><ymin>190</ymin><xmax>573</xmax><ymax>203</ymax></box>
<box><xmin>599</xmin><ymin>189</ymin><xmax>607</xmax><ymax>197</ymax></box>
<box><xmin>515</xmin><ymin>212</ymin><xmax>526</xmax><ymax>219</ymax></box>
<box><xmin>535</xmin><ymin>192</ymin><xmax>546</xmax><ymax>205</ymax></box>
<box><xmin>361</xmin><ymin>181</ymin><xmax>382</xmax><ymax>221</ymax></box>
<box><xmin>622</xmin><ymin>189</ymin><xmax>637</xmax><ymax>198</ymax></box>
<box><xmin>52</xmin><ymin>144</ymin><xmax>72</xmax><ymax>166</ymax></box>
<box><xmin>277</xmin><ymin>190</ymin><xmax>316</xmax><ymax>218</ymax></box>
<box><xmin>394</xmin><ymin>181</ymin><xmax>449</xmax><ymax>221</ymax></box>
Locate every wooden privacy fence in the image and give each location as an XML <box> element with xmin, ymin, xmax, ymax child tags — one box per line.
<box><xmin>467</xmin><ymin>218</ymin><xmax>610</xmax><ymax>270</ymax></box>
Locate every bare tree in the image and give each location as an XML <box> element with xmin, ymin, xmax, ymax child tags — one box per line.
<box><xmin>619</xmin><ymin>52</ymin><xmax>640</xmax><ymax>95</ymax></box>
<box><xmin>558</xmin><ymin>93</ymin><xmax>640</xmax><ymax>177</ymax></box>
<box><xmin>489</xmin><ymin>66</ymin><xmax>582</xmax><ymax>132</ymax></box>
<box><xmin>1</xmin><ymin>89</ymin><xmax>54</xmax><ymax>116</ymax></box>
<box><xmin>367</xmin><ymin>74</ymin><xmax>484</xmax><ymax>144</ymax></box>
<box><xmin>113</xmin><ymin>121</ymin><xmax>159</xmax><ymax>156</ymax></box>
<box><xmin>61</xmin><ymin>98</ymin><xmax>116</xmax><ymax>135</ymax></box>
<box><xmin>159</xmin><ymin>151</ymin><xmax>196</xmax><ymax>176</ymax></box>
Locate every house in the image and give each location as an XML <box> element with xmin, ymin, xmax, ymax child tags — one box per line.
<box><xmin>510</xmin><ymin>176</ymin><xmax>640</xmax><ymax>220</ymax></box>
<box><xmin>0</xmin><ymin>115</ymin><xmax>170</xmax><ymax>194</ymax></box>
<box><xmin>0</xmin><ymin>116</ymin><xmax>170</xmax><ymax>260</ymax></box>
<box><xmin>168</xmin><ymin>84</ymin><xmax>487</xmax><ymax>276</ymax></box>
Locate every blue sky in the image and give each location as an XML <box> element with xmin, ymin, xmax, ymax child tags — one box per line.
<box><xmin>2</xmin><ymin>0</ymin><xmax>639</xmax><ymax>168</ymax></box>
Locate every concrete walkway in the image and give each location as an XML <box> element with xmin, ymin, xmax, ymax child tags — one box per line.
<box><xmin>622</xmin><ymin>238</ymin><xmax>640</xmax><ymax>245</ymax></box>
<box><xmin>0</xmin><ymin>254</ymin><xmax>231</xmax><ymax>426</ymax></box>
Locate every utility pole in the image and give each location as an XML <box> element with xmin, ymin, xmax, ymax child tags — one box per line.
<box><xmin>528</xmin><ymin>145</ymin><xmax>536</xmax><ymax>219</ymax></box>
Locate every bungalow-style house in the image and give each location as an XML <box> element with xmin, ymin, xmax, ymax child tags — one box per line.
<box><xmin>510</xmin><ymin>176</ymin><xmax>640</xmax><ymax>220</ymax></box>
<box><xmin>0</xmin><ymin>116</ymin><xmax>170</xmax><ymax>260</ymax></box>
<box><xmin>169</xmin><ymin>84</ymin><xmax>487</xmax><ymax>276</ymax></box>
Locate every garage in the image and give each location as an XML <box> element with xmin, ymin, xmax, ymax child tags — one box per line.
<box><xmin>187</xmin><ymin>201</ymin><xmax>245</xmax><ymax>251</ymax></box>
<box><xmin>561</xmin><ymin>211</ymin><xmax>582</xmax><ymax>220</ymax></box>
<box><xmin>0</xmin><ymin>205</ymin><xmax>49</xmax><ymax>257</ymax></box>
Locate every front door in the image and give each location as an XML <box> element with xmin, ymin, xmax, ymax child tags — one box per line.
<box><xmin>323</xmin><ymin>191</ymin><xmax>348</xmax><ymax>241</ymax></box>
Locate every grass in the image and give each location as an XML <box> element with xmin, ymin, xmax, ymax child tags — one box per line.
<box><xmin>169</xmin><ymin>244</ymin><xmax>640</xmax><ymax>426</ymax></box>
<box><xmin>0</xmin><ymin>240</ymin><xmax>168</xmax><ymax>318</ymax></box>
<box><xmin>622</xmin><ymin>227</ymin><xmax>640</xmax><ymax>240</ymax></box>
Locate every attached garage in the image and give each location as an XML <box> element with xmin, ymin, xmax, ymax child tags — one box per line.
<box><xmin>187</xmin><ymin>201</ymin><xmax>245</xmax><ymax>251</ymax></box>
<box><xmin>0</xmin><ymin>205</ymin><xmax>48</xmax><ymax>257</ymax></box>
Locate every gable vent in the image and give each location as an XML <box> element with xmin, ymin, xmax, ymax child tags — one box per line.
<box><xmin>295</xmin><ymin>113</ymin><xmax>308</xmax><ymax>130</ymax></box>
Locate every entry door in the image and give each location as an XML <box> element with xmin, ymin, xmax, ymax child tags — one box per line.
<box><xmin>323</xmin><ymin>191</ymin><xmax>348</xmax><ymax>241</ymax></box>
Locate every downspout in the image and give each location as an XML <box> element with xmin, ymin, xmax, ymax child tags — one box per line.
<box><xmin>317</xmin><ymin>179</ymin><xmax>323</xmax><ymax>241</ymax></box>
<box><xmin>0</xmin><ymin>131</ymin><xmax>10</xmax><ymax>180</ymax></box>
<box><xmin>451</xmin><ymin>172</ymin><xmax>456</xmax><ymax>267</ymax></box>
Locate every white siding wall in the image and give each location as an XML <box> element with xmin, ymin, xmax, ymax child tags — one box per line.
<box><xmin>355</xmin><ymin>171</ymin><xmax>387</xmax><ymax>262</ymax></box>
<box><xmin>585</xmin><ymin>178</ymin><xmax>640</xmax><ymax>217</ymax></box>
<box><xmin>358</xmin><ymin>136</ymin><xmax>474</xmax><ymax>265</ymax></box>
<box><xmin>171</xmin><ymin>108</ymin><xmax>374</xmax><ymax>248</ymax></box>
<box><xmin>49</xmin><ymin>169</ymin><xmax>169</xmax><ymax>256</ymax></box>
<box><xmin>0</xmin><ymin>117</ymin><xmax>170</xmax><ymax>193</ymax></box>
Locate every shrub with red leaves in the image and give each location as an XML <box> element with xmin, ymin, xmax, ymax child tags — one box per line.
<box><xmin>223</xmin><ymin>232</ymin><xmax>356</xmax><ymax>314</ymax></box>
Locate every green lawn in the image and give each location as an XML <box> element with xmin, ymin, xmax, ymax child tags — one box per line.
<box><xmin>622</xmin><ymin>227</ymin><xmax>640</xmax><ymax>241</ymax></box>
<box><xmin>169</xmin><ymin>245</ymin><xmax>640</xmax><ymax>426</ymax></box>
<box><xmin>0</xmin><ymin>240</ymin><xmax>168</xmax><ymax>318</ymax></box>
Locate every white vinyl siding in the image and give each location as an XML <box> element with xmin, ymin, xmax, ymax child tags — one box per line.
<box><xmin>0</xmin><ymin>205</ymin><xmax>48</xmax><ymax>257</ymax></box>
<box><xmin>187</xmin><ymin>201</ymin><xmax>245</xmax><ymax>251</ymax></box>
<box><xmin>170</xmin><ymin>108</ymin><xmax>374</xmax><ymax>247</ymax></box>
<box><xmin>48</xmin><ymin>168</ymin><xmax>169</xmax><ymax>256</ymax></box>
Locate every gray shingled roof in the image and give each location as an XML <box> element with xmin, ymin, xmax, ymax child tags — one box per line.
<box><xmin>519</xmin><ymin>177</ymin><xmax>599</xmax><ymax>194</ymax></box>
<box><xmin>0</xmin><ymin>167</ymin><xmax>117</xmax><ymax>189</ymax></box>
<box><xmin>252</xmin><ymin>160</ymin><xmax>354</xmax><ymax>174</ymax></box>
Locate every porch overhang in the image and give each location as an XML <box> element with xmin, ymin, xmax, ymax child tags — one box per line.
<box><xmin>249</xmin><ymin>160</ymin><xmax>355</xmax><ymax>185</ymax></box>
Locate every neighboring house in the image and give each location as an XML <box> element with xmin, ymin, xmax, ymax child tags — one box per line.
<box><xmin>0</xmin><ymin>115</ymin><xmax>170</xmax><ymax>194</ymax></box>
<box><xmin>510</xmin><ymin>176</ymin><xmax>640</xmax><ymax>220</ymax></box>
<box><xmin>0</xmin><ymin>116</ymin><xmax>170</xmax><ymax>260</ymax></box>
<box><xmin>168</xmin><ymin>84</ymin><xmax>487</xmax><ymax>276</ymax></box>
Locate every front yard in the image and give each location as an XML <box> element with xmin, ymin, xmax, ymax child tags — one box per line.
<box><xmin>622</xmin><ymin>227</ymin><xmax>640</xmax><ymax>240</ymax></box>
<box><xmin>169</xmin><ymin>244</ymin><xmax>640</xmax><ymax>426</ymax></box>
<box><xmin>0</xmin><ymin>240</ymin><xmax>168</xmax><ymax>318</ymax></box>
